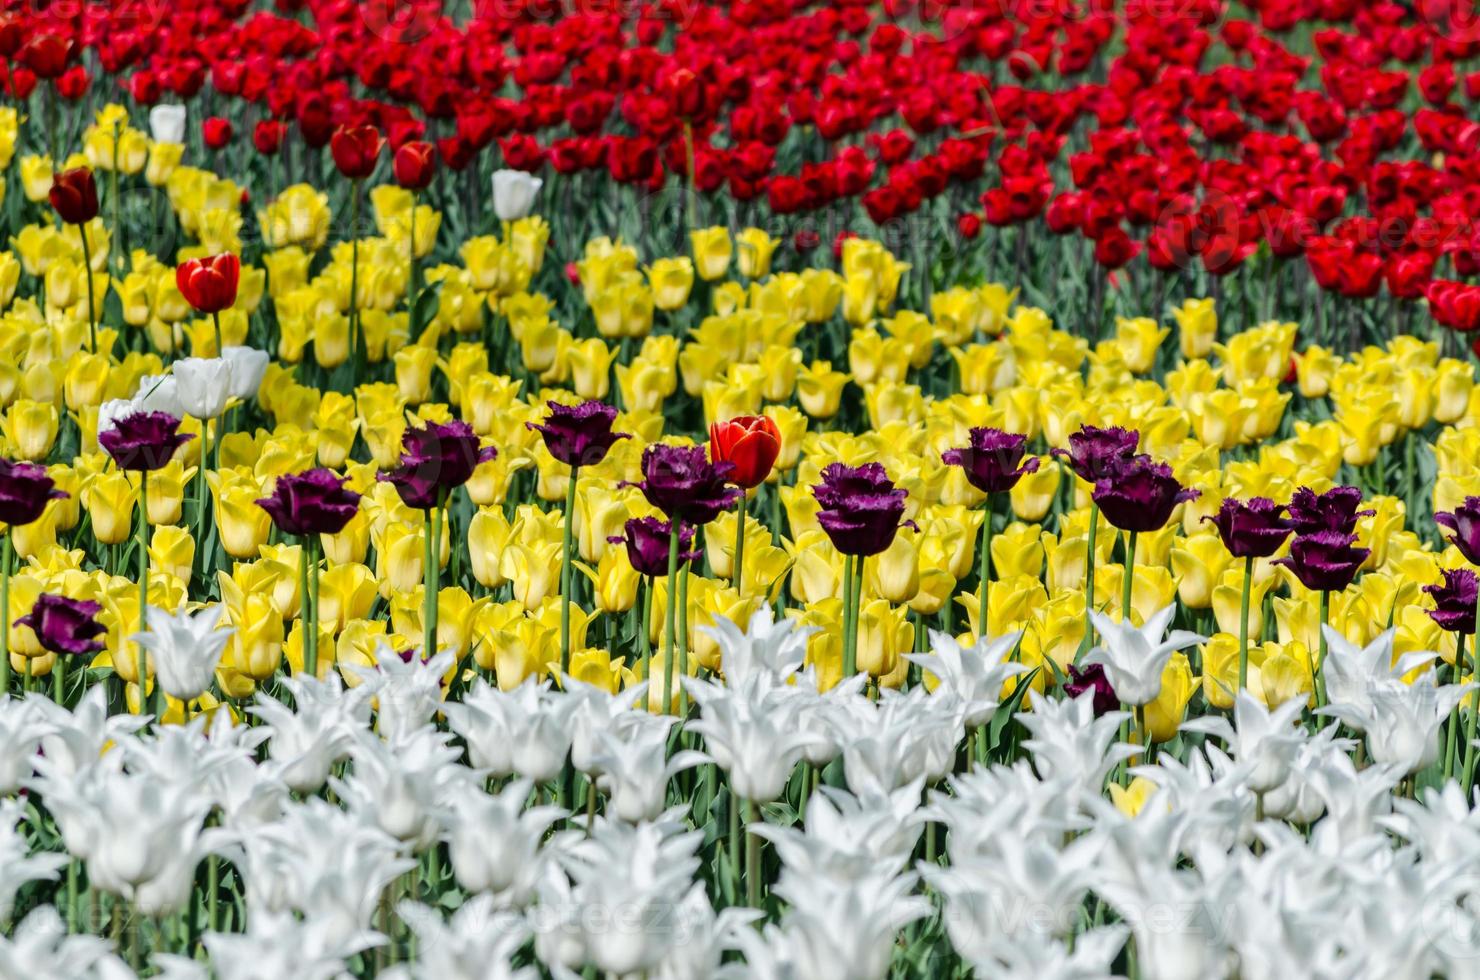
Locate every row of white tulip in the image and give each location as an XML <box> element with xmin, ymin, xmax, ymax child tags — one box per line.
<box><xmin>0</xmin><ymin>608</ymin><xmax>1477</xmax><ymax>979</ymax></box>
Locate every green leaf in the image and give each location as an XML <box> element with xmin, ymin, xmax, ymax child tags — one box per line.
<box><xmin>988</xmin><ymin>666</ymin><xmax>1041</xmax><ymax>754</ymax></box>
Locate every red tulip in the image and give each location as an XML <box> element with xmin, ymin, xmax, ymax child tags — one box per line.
<box><xmin>49</xmin><ymin>169</ymin><xmax>98</xmax><ymax>225</ymax></box>
<box><xmin>202</xmin><ymin>117</ymin><xmax>233</xmax><ymax>150</ymax></box>
<box><xmin>176</xmin><ymin>254</ymin><xmax>241</xmax><ymax>314</ymax></box>
<box><xmin>20</xmin><ymin>34</ymin><xmax>70</xmax><ymax>80</ymax></box>
<box><xmin>55</xmin><ymin>66</ymin><xmax>89</xmax><ymax>101</ymax></box>
<box><xmin>709</xmin><ymin>416</ymin><xmax>782</xmax><ymax>490</ymax></box>
<box><xmin>253</xmin><ymin>120</ymin><xmax>285</xmax><ymax>156</ymax></box>
<box><xmin>393</xmin><ymin>141</ymin><xmax>436</xmax><ymax>191</ymax></box>
<box><xmin>330</xmin><ymin>125</ymin><xmax>384</xmax><ymax>180</ymax></box>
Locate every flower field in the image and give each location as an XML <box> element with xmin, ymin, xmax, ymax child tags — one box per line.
<box><xmin>5</xmin><ymin>0</ymin><xmax>1480</xmax><ymax>977</ymax></box>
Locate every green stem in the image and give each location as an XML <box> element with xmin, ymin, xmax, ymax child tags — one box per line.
<box><xmin>349</xmin><ymin>180</ymin><xmax>362</xmax><ymax>385</ymax></box>
<box><xmin>1238</xmin><ymin>555</ymin><xmax>1253</xmax><ymax>692</ymax></box>
<box><xmin>560</xmin><ymin>467</ymin><xmax>578</xmax><ymax>676</ymax></box>
<box><xmin>139</xmin><ymin>471</ymin><xmax>151</xmax><ymax>715</ymax></box>
<box><xmin>423</xmin><ymin>498</ymin><xmax>441</xmax><ymax>660</ymax></box>
<box><xmin>1446</xmin><ymin>651</ymin><xmax>1463</xmax><ymax>781</ymax></box>
<box><xmin>52</xmin><ymin>648</ymin><xmax>64</xmax><ymax>703</ymax></box>
<box><xmin>0</xmin><ymin>531</ymin><xmax>9</xmax><ymax>695</ymax></box>
<box><xmin>79</xmin><ymin>227</ymin><xmax>97</xmax><ymax>351</ymax></box>
<box><xmin>662</xmin><ymin>524</ymin><xmax>680</xmax><ymax>714</ymax></box>
<box><xmin>1121</xmin><ymin>530</ymin><xmax>1138</xmax><ymax>624</ymax></box>
<box><xmin>639</xmin><ymin>575</ymin><xmax>653</xmax><ymax>684</ymax></box>
<box><xmin>683</xmin><ymin>122</ymin><xmax>698</xmax><ymax>231</ymax></box>
<box><xmin>1079</xmin><ymin>503</ymin><xmax>1099</xmax><ymax>659</ymax></box>
<box><xmin>308</xmin><ymin>536</ymin><xmax>320</xmax><ymax>676</ymax></box>
<box><xmin>978</xmin><ymin>494</ymin><xmax>993</xmax><ymax>641</ymax></box>
<box><xmin>729</xmin><ymin>781</ymin><xmax>742</xmax><ymax>897</ymax></box>
<box><xmin>407</xmin><ymin>192</ymin><xmax>420</xmax><ymax>336</ymax></box>
<box><xmin>207</xmin><ymin>853</ymin><xmax>219</xmax><ymax>932</ymax></box>
<box><xmin>1315</xmin><ymin>590</ymin><xmax>1330</xmax><ymax>709</ymax></box>
<box><xmin>1464</xmin><ymin>586</ymin><xmax>1480</xmax><ymax>790</ymax></box>
<box><xmin>744</xmin><ymin>798</ymin><xmax>761</xmax><ymax>910</ymax></box>
<box><xmin>678</xmin><ymin>557</ymin><xmax>691</xmax><ymax>715</ymax></box>
<box><xmin>733</xmin><ymin>494</ymin><xmax>746</xmax><ymax>598</ymax></box>
<box><xmin>841</xmin><ymin>553</ymin><xmax>857</xmax><ymax>679</ymax></box>
<box><xmin>211</xmin><ymin>310</ymin><xmax>222</xmax><ymax>357</ymax></box>
<box><xmin>298</xmin><ymin>537</ymin><xmax>313</xmax><ymax>677</ymax></box>
<box><xmin>195</xmin><ymin>418</ymin><xmax>209</xmax><ymax>580</ymax></box>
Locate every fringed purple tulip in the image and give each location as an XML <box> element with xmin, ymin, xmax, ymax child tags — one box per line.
<box><xmin>1273</xmin><ymin>531</ymin><xmax>1370</xmax><ymax>592</ymax></box>
<box><xmin>609</xmin><ymin>517</ymin><xmax>700</xmax><ymax>578</ymax></box>
<box><xmin>527</xmin><ymin>399</ymin><xmax>630</xmax><ymax>468</ymax></box>
<box><xmin>98</xmin><ymin>411</ymin><xmax>193</xmax><ymax>472</ymax></box>
<box><xmin>0</xmin><ymin>459</ymin><xmax>67</xmax><ymax>527</ymax></box>
<box><xmin>16</xmin><ymin>595</ymin><xmax>107</xmax><ymax>657</ymax></box>
<box><xmin>941</xmin><ymin>427</ymin><xmax>1040</xmax><ymax>495</ymax></box>
<box><xmin>813</xmin><ymin>462</ymin><xmax>914</xmax><ymax>558</ymax></box>
<box><xmin>1437</xmin><ymin>497</ymin><xmax>1480</xmax><ymax>566</ymax></box>
<box><xmin>1203</xmin><ymin>497</ymin><xmax>1292</xmax><ymax>558</ymax></box>
<box><xmin>1050</xmin><ymin>425</ymin><xmax>1139</xmax><ymax>482</ymax></box>
<box><xmin>1425</xmin><ymin>568</ymin><xmax>1478</xmax><ymax>636</ymax></box>
<box><xmin>629</xmin><ymin>444</ymin><xmax>741</xmax><ymax>526</ymax></box>
<box><xmin>1287</xmin><ymin>485</ymin><xmax>1373</xmax><ymax>537</ymax></box>
<box><xmin>1091</xmin><ymin>455</ymin><xmax>1199</xmax><ymax>533</ymax></box>
<box><xmin>256</xmin><ymin>468</ymin><xmax>361</xmax><ymax>536</ymax></box>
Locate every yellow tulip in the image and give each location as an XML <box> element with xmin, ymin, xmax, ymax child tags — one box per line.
<box><xmin>796</xmin><ymin>361</ymin><xmax>849</xmax><ymax>419</ymax></box>
<box><xmin>83</xmin><ymin>470</ymin><xmax>138</xmax><ymax>545</ymax></box>
<box><xmin>3</xmin><ymin>399</ymin><xmax>58</xmax><ymax>460</ymax></box>
<box><xmin>690</xmin><ymin>226</ymin><xmax>732</xmax><ymax>281</ymax></box>
<box><xmin>646</xmin><ymin>257</ymin><xmax>694</xmax><ymax>310</ymax></box>
<box><xmin>148</xmin><ymin>525</ymin><xmax>195</xmax><ymax>584</ymax></box>
<box><xmin>1142</xmin><ymin>652</ymin><xmax>1198</xmax><ymax>743</ymax></box>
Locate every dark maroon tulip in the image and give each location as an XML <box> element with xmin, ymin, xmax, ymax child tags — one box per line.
<box><xmin>941</xmin><ymin>427</ymin><xmax>1040</xmax><ymax>495</ymax></box>
<box><xmin>1091</xmin><ymin>455</ymin><xmax>1199</xmax><ymax>534</ymax></box>
<box><xmin>256</xmin><ymin>469</ymin><xmax>361</xmax><ymax>537</ymax></box>
<box><xmin>380</xmin><ymin>420</ymin><xmax>496</xmax><ymax>508</ymax></box>
<box><xmin>526</xmin><ymin>400</ymin><xmax>629</xmax><ymax>469</ymax></box>
<box><xmin>1273</xmin><ymin>531</ymin><xmax>1370</xmax><ymax>592</ymax></box>
<box><xmin>0</xmin><ymin>459</ymin><xmax>66</xmax><ymax>527</ymax></box>
<box><xmin>1424</xmin><ymin>568</ymin><xmax>1478</xmax><ymax>636</ymax></box>
<box><xmin>608</xmin><ymin>517</ymin><xmax>700</xmax><ymax>577</ymax></box>
<box><xmin>99</xmin><ymin>412</ymin><xmax>193</xmax><ymax>472</ymax></box>
<box><xmin>1065</xmin><ymin>663</ymin><xmax>1118</xmax><ymax>716</ymax></box>
<box><xmin>812</xmin><ymin>461</ymin><xmax>915</xmax><ymax>557</ymax></box>
<box><xmin>1202</xmin><ymin>497</ymin><xmax>1292</xmax><ymax>558</ymax></box>
<box><xmin>49</xmin><ymin>167</ymin><xmax>98</xmax><ymax>225</ymax></box>
<box><xmin>628</xmin><ymin>444</ymin><xmax>741</xmax><ymax>526</ymax></box>
<box><xmin>1286</xmin><ymin>485</ymin><xmax>1373</xmax><ymax>537</ymax></box>
<box><xmin>1050</xmin><ymin>425</ymin><xmax>1139</xmax><ymax>483</ymax></box>
<box><xmin>1437</xmin><ymin>497</ymin><xmax>1480</xmax><ymax>566</ymax></box>
<box><xmin>15</xmin><ymin>595</ymin><xmax>106</xmax><ymax>657</ymax></box>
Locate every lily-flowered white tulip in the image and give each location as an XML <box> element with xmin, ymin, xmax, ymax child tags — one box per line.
<box><xmin>220</xmin><ymin>346</ymin><xmax>270</xmax><ymax>402</ymax></box>
<box><xmin>906</xmin><ymin>629</ymin><xmax>1027</xmax><ymax>728</ymax></box>
<box><xmin>441</xmin><ymin>777</ymin><xmax>565</xmax><ymax>901</ymax></box>
<box><xmin>333</xmin><ymin>727</ymin><xmax>460</xmax><ymax>850</ymax></box>
<box><xmin>203</xmin><ymin>908</ymin><xmax>385</xmax><ymax>980</ymax></box>
<box><xmin>593</xmin><ymin>712</ymin><xmax>706</xmax><ymax>823</ymax></box>
<box><xmin>442</xmin><ymin>678</ymin><xmax>576</xmax><ymax>782</ymax></box>
<box><xmin>1321</xmin><ymin>626</ymin><xmax>1439</xmax><ymax>732</ymax></box>
<box><xmin>0</xmin><ymin>800</ymin><xmax>66</xmax><ymax>924</ymax></box>
<box><xmin>685</xmin><ymin>674</ymin><xmax>825</xmax><ymax>803</ymax></box>
<box><xmin>149</xmin><ymin>104</ymin><xmax>188</xmax><ymax>144</ymax></box>
<box><xmin>173</xmin><ymin>356</ymin><xmax>233</xmax><ymax>419</ymax></box>
<box><xmin>0</xmin><ymin>697</ymin><xmax>51</xmax><ymax>794</ymax></box>
<box><xmin>383</xmin><ymin>896</ymin><xmax>533</xmax><ymax>980</ymax></box>
<box><xmin>0</xmin><ymin>906</ymin><xmax>132</xmax><ymax>979</ymax></box>
<box><xmin>1082</xmin><ymin>605</ymin><xmax>1204</xmax><ymax>705</ymax></box>
<box><xmin>133</xmin><ymin>604</ymin><xmax>232</xmax><ymax>702</ymax></box>
<box><xmin>492</xmin><ymin>169</ymin><xmax>542</xmax><ymax>222</ymax></box>
<box><xmin>1320</xmin><ymin>671</ymin><xmax>1470</xmax><ymax>774</ymax></box>
<box><xmin>1183</xmin><ymin>690</ymin><xmax>1308</xmax><ymax>793</ymax></box>
<box><xmin>253</xmin><ymin>674</ymin><xmax>366</xmax><ymax>793</ymax></box>
<box><xmin>1020</xmin><ymin>689</ymin><xmax>1138</xmax><ymax>793</ymax></box>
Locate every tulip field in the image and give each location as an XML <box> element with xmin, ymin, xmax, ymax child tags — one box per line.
<box><xmin>8</xmin><ymin>0</ymin><xmax>1480</xmax><ymax>977</ymax></box>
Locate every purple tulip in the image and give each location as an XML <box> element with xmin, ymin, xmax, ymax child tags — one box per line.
<box><xmin>256</xmin><ymin>469</ymin><xmax>362</xmax><ymax>537</ymax></box>
<box><xmin>1090</xmin><ymin>454</ymin><xmax>1199</xmax><ymax>533</ymax></box>
<box><xmin>1436</xmin><ymin>496</ymin><xmax>1480</xmax><ymax>566</ymax></box>
<box><xmin>381</xmin><ymin>420</ymin><xmax>496</xmax><ymax>509</ymax></box>
<box><xmin>0</xmin><ymin>459</ymin><xmax>66</xmax><ymax>527</ymax></box>
<box><xmin>941</xmin><ymin>427</ymin><xmax>1040</xmax><ymax>495</ymax></box>
<box><xmin>608</xmin><ymin>517</ymin><xmax>701</xmax><ymax>577</ymax></box>
<box><xmin>15</xmin><ymin>595</ymin><xmax>107</xmax><ymax>657</ymax></box>
<box><xmin>98</xmin><ymin>411</ymin><xmax>193</xmax><ymax>472</ymax></box>
<box><xmin>628</xmin><ymin>444</ymin><xmax>741</xmax><ymax>526</ymax></box>
<box><xmin>527</xmin><ymin>400</ymin><xmax>630</xmax><ymax>469</ymax></box>
<box><xmin>1050</xmin><ymin>425</ymin><xmax>1139</xmax><ymax>483</ymax></box>
<box><xmin>812</xmin><ymin>461</ymin><xmax>914</xmax><ymax>557</ymax></box>
<box><xmin>1424</xmin><ymin>568</ymin><xmax>1478</xmax><ymax>636</ymax></box>
<box><xmin>1273</xmin><ymin>531</ymin><xmax>1370</xmax><ymax>592</ymax></box>
<box><xmin>1286</xmin><ymin>485</ymin><xmax>1373</xmax><ymax>537</ymax></box>
<box><xmin>1065</xmin><ymin>663</ymin><xmax>1118</xmax><ymax>716</ymax></box>
<box><xmin>1202</xmin><ymin>497</ymin><xmax>1292</xmax><ymax>559</ymax></box>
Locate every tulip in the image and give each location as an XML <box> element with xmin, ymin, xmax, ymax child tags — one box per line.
<box><xmin>175</xmin><ymin>253</ymin><xmax>240</xmax><ymax>354</ymax></box>
<box><xmin>148</xmin><ymin>104</ymin><xmax>186</xmax><ymax>145</ymax></box>
<box><xmin>49</xmin><ymin>168</ymin><xmax>101</xmax><ymax>348</ymax></box>
<box><xmin>132</xmin><ymin>604</ymin><xmax>229</xmax><ymax>703</ymax></box>
<box><xmin>201</xmin><ymin>116</ymin><xmax>232</xmax><ymax>149</ymax></box>
<box><xmin>526</xmin><ymin>400</ymin><xmax>628</xmax><ymax>677</ymax></box>
<box><xmin>1286</xmin><ymin>485</ymin><xmax>1373</xmax><ymax>537</ymax></box>
<box><xmin>1091</xmin><ymin>454</ymin><xmax>1198</xmax><ymax>627</ymax></box>
<box><xmin>0</xmin><ymin>458</ymin><xmax>67</xmax><ymax>696</ymax></box>
<box><xmin>708</xmin><ymin>415</ymin><xmax>781</xmax><ymax>598</ymax></box>
<box><xmin>1204</xmin><ymin>496</ymin><xmax>1293</xmax><ymax>691</ymax></box>
<box><xmin>492</xmin><ymin>169</ymin><xmax>542</xmax><ymax>223</ymax></box>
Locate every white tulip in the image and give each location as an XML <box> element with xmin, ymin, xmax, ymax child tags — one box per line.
<box><xmin>1183</xmin><ymin>690</ymin><xmax>1308</xmax><ymax>794</ymax></box>
<box><xmin>132</xmin><ymin>604</ymin><xmax>232</xmax><ymax>702</ymax></box>
<box><xmin>173</xmin><ymin>357</ymin><xmax>232</xmax><ymax>419</ymax></box>
<box><xmin>0</xmin><ymin>906</ymin><xmax>131</xmax><ymax>979</ymax></box>
<box><xmin>906</xmin><ymin>628</ymin><xmax>1027</xmax><ymax>728</ymax></box>
<box><xmin>440</xmin><ymin>777</ymin><xmax>564</xmax><ymax>899</ymax></box>
<box><xmin>0</xmin><ymin>800</ymin><xmax>66</xmax><ymax>925</ymax></box>
<box><xmin>492</xmin><ymin>169</ymin><xmax>542</xmax><ymax>222</ymax></box>
<box><xmin>1082</xmin><ymin>605</ymin><xmax>1204</xmax><ymax>706</ymax></box>
<box><xmin>220</xmin><ymin>345</ymin><xmax>270</xmax><ymax>401</ymax></box>
<box><xmin>592</xmin><ymin>713</ymin><xmax>706</xmax><ymax>823</ymax></box>
<box><xmin>149</xmin><ymin>104</ymin><xmax>187</xmax><ymax>144</ymax></box>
